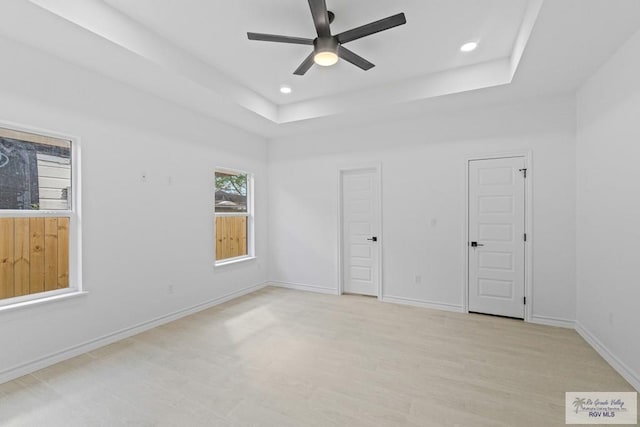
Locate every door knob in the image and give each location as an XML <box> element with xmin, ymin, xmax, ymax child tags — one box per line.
<box><xmin>470</xmin><ymin>241</ymin><xmax>484</xmax><ymax>247</ymax></box>
<box><xmin>367</xmin><ymin>236</ymin><xmax>378</xmax><ymax>242</ymax></box>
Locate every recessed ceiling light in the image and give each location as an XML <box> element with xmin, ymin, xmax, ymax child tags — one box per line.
<box><xmin>280</xmin><ymin>85</ymin><xmax>292</xmax><ymax>94</ymax></box>
<box><xmin>460</xmin><ymin>41</ymin><xmax>478</xmax><ymax>52</ymax></box>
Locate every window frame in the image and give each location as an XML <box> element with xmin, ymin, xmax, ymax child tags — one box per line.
<box><xmin>0</xmin><ymin>120</ymin><xmax>83</xmax><ymax>311</ymax></box>
<box><xmin>214</xmin><ymin>167</ymin><xmax>255</xmax><ymax>266</ymax></box>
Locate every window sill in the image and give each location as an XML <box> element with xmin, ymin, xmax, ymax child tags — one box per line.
<box><xmin>215</xmin><ymin>256</ymin><xmax>256</xmax><ymax>268</ymax></box>
<box><xmin>0</xmin><ymin>290</ymin><xmax>88</xmax><ymax>313</ymax></box>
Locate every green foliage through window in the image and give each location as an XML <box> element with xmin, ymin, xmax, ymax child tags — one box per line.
<box><xmin>215</xmin><ymin>172</ymin><xmax>247</xmax><ymax>196</ymax></box>
<box><xmin>215</xmin><ymin>171</ymin><xmax>247</xmax><ymax>213</ymax></box>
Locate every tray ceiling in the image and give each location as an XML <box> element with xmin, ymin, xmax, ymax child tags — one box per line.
<box><xmin>0</xmin><ymin>0</ymin><xmax>638</xmax><ymax>137</ymax></box>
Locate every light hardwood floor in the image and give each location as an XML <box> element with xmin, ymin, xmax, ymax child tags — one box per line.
<box><xmin>0</xmin><ymin>287</ymin><xmax>636</xmax><ymax>426</ymax></box>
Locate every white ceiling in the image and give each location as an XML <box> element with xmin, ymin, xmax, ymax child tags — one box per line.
<box><xmin>102</xmin><ymin>0</ymin><xmax>528</xmax><ymax>105</ymax></box>
<box><xmin>0</xmin><ymin>0</ymin><xmax>638</xmax><ymax>138</ymax></box>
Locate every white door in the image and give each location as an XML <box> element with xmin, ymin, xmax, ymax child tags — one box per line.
<box><xmin>468</xmin><ymin>157</ymin><xmax>526</xmax><ymax>319</ymax></box>
<box><xmin>341</xmin><ymin>168</ymin><xmax>380</xmax><ymax>296</ymax></box>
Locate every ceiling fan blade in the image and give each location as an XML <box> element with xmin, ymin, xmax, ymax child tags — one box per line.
<box><xmin>338</xmin><ymin>46</ymin><xmax>374</xmax><ymax>71</ymax></box>
<box><xmin>294</xmin><ymin>52</ymin><xmax>316</xmax><ymax>75</ymax></box>
<box><xmin>307</xmin><ymin>0</ymin><xmax>331</xmax><ymax>38</ymax></box>
<box><xmin>247</xmin><ymin>33</ymin><xmax>314</xmax><ymax>45</ymax></box>
<box><xmin>336</xmin><ymin>13</ymin><xmax>406</xmax><ymax>44</ymax></box>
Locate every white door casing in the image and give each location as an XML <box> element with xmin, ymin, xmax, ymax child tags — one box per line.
<box><xmin>468</xmin><ymin>157</ymin><xmax>526</xmax><ymax>319</ymax></box>
<box><xmin>341</xmin><ymin>168</ymin><xmax>380</xmax><ymax>297</ymax></box>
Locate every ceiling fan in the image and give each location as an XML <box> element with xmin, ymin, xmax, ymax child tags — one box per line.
<box><xmin>247</xmin><ymin>0</ymin><xmax>407</xmax><ymax>75</ymax></box>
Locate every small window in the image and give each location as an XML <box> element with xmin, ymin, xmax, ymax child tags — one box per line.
<box><xmin>0</xmin><ymin>125</ymin><xmax>79</xmax><ymax>306</ymax></box>
<box><xmin>214</xmin><ymin>169</ymin><xmax>253</xmax><ymax>264</ymax></box>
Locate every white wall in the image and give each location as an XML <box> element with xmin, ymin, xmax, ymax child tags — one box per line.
<box><xmin>576</xmin><ymin>28</ymin><xmax>640</xmax><ymax>390</ymax></box>
<box><xmin>269</xmin><ymin>96</ymin><xmax>577</xmax><ymax>324</ymax></box>
<box><xmin>0</xmin><ymin>36</ymin><xmax>268</xmax><ymax>378</ymax></box>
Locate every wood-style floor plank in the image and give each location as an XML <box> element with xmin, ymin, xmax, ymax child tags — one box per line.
<box><xmin>0</xmin><ymin>287</ymin><xmax>636</xmax><ymax>426</ymax></box>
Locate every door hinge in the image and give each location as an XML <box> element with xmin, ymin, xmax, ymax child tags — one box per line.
<box><xmin>524</xmin><ymin>297</ymin><xmax>527</xmax><ymax>305</ymax></box>
<box><xmin>524</xmin><ymin>233</ymin><xmax>527</xmax><ymax>242</ymax></box>
<box><xmin>519</xmin><ymin>168</ymin><xmax>527</xmax><ymax>178</ymax></box>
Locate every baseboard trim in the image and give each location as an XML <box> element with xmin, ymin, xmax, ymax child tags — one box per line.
<box><xmin>575</xmin><ymin>322</ymin><xmax>640</xmax><ymax>392</ymax></box>
<box><xmin>529</xmin><ymin>315</ymin><xmax>575</xmax><ymax>329</ymax></box>
<box><xmin>268</xmin><ymin>281</ymin><xmax>340</xmax><ymax>295</ymax></box>
<box><xmin>382</xmin><ymin>295</ymin><xmax>464</xmax><ymax>313</ymax></box>
<box><xmin>0</xmin><ymin>282</ymin><xmax>268</xmax><ymax>385</ymax></box>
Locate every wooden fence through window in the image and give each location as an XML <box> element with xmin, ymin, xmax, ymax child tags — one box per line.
<box><xmin>215</xmin><ymin>216</ymin><xmax>247</xmax><ymax>261</ymax></box>
<box><xmin>0</xmin><ymin>217</ymin><xmax>69</xmax><ymax>300</ymax></box>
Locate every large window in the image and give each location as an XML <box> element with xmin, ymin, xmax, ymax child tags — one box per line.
<box><xmin>0</xmin><ymin>125</ymin><xmax>80</xmax><ymax>306</ymax></box>
<box><xmin>214</xmin><ymin>169</ymin><xmax>253</xmax><ymax>264</ymax></box>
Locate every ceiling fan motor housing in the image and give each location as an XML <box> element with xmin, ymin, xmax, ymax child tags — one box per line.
<box><xmin>313</xmin><ymin>37</ymin><xmax>339</xmax><ymax>66</ymax></box>
<box><xmin>314</xmin><ymin>37</ymin><xmax>338</xmax><ymax>55</ymax></box>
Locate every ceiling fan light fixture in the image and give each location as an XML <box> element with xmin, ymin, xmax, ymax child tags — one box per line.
<box><xmin>313</xmin><ymin>37</ymin><xmax>339</xmax><ymax>67</ymax></box>
<box><xmin>314</xmin><ymin>51</ymin><xmax>339</xmax><ymax>66</ymax></box>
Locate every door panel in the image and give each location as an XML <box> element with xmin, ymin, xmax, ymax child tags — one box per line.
<box><xmin>469</xmin><ymin>157</ymin><xmax>526</xmax><ymax>318</ymax></box>
<box><xmin>342</xmin><ymin>169</ymin><xmax>379</xmax><ymax>296</ymax></box>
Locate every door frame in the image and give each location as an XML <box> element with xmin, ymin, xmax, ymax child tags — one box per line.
<box><xmin>463</xmin><ymin>151</ymin><xmax>533</xmax><ymax>322</ymax></box>
<box><xmin>337</xmin><ymin>163</ymin><xmax>383</xmax><ymax>299</ymax></box>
